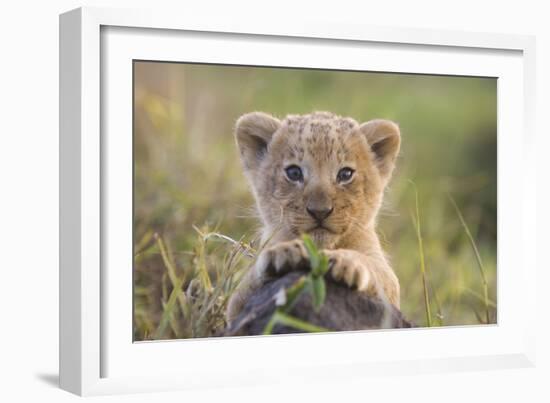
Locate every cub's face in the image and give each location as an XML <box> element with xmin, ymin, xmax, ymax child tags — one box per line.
<box><xmin>236</xmin><ymin>112</ymin><xmax>400</xmax><ymax>248</ymax></box>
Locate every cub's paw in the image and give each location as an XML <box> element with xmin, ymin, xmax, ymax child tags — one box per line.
<box><xmin>255</xmin><ymin>239</ymin><xmax>310</xmax><ymax>279</ymax></box>
<box><xmin>324</xmin><ymin>250</ymin><xmax>370</xmax><ymax>292</ymax></box>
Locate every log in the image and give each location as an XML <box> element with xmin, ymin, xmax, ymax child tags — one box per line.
<box><xmin>225</xmin><ymin>271</ymin><xmax>412</xmax><ymax>336</ymax></box>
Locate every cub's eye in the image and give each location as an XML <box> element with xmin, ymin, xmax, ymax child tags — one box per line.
<box><xmin>285</xmin><ymin>165</ymin><xmax>303</xmax><ymax>182</ymax></box>
<box><xmin>337</xmin><ymin>167</ymin><xmax>355</xmax><ymax>183</ymax></box>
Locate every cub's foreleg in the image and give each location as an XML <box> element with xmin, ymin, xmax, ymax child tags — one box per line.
<box><xmin>324</xmin><ymin>249</ymin><xmax>400</xmax><ymax>308</ymax></box>
<box><xmin>226</xmin><ymin>239</ymin><xmax>310</xmax><ymax>322</ymax></box>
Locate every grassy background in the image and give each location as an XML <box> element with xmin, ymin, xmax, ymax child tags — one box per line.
<box><xmin>133</xmin><ymin>61</ymin><xmax>497</xmax><ymax>340</ymax></box>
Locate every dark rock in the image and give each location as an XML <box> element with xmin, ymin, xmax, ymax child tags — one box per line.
<box><xmin>225</xmin><ymin>272</ymin><xmax>412</xmax><ymax>336</ymax></box>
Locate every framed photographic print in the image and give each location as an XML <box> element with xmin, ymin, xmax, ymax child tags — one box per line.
<box><xmin>60</xmin><ymin>6</ymin><xmax>537</xmax><ymax>396</ymax></box>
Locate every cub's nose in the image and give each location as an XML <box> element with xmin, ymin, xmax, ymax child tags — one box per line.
<box><xmin>306</xmin><ymin>205</ymin><xmax>334</xmax><ymax>222</ymax></box>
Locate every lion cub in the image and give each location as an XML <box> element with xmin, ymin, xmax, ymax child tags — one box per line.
<box><xmin>227</xmin><ymin>111</ymin><xmax>401</xmax><ymax>323</ymax></box>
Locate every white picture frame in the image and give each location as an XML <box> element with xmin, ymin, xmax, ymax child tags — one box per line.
<box><xmin>59</xmin><ymin>6</ymin><xmax>537</xmax><ymax>396</ymax></box>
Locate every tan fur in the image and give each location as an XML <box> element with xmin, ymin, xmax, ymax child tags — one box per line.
<box><xmin>227</xmin><ymin>111</ymin><xmax>401</xmax><ymax>323</ymax></box>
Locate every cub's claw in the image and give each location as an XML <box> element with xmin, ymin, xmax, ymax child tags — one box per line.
<box><xmin>326</xmin><ymin>250</ymin><xmax>370</xmax><ymax>291</ymax></box>
<box><xmin>255</xmin><ymin>239</ymin><xmax>310</xmax><ymax>278</ymax></box>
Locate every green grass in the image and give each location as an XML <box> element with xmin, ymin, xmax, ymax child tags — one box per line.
<box><xmin>135</xmin><ymin>228</ymin><xmax>252</xmax><ymax>340</ymax></box>
<box><xmin>410</xmin><ymin>182</ymin><xmax>433</xmax><ymax>327</ymax></box>
<box><xmin>448</xmin><ymin>195</ymin><xmax>491</xmax><ymax>324</ymax></box>
<box><xmin>262</xmin><ymin>234</ymin><xmax>331</xmax><ymax>334</ymax></box>
<box><xmin>134</xmin><ymin>186</ymin><xmax>496</xmax><ymax>339</ymax></box>
<box><xmin>133</xmin><ymin>62</ymin><xmax>497</xmax><ymax>340</ymax></box>
<box><xmin>134</xmin><ymin>189</ymin><xmax>496</xmax><ymax>340</ymax></box>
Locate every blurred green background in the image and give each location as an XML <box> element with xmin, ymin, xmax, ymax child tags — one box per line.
<box><xmin>133</xmin><ymin>61</ymin><xmax>497</xmax><ymax>340</ymax></box>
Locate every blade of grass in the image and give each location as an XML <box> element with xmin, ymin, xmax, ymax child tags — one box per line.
<box><xmin>302</xmin><ymin>235</ymin><xmax>320</xmax><ymax>271</ymax></box>
<box><xmin>463</xmin><ymin>287</ymin><xmax>497</xmax><ymax>308</ymax></box>
<box><xmin>135</xmin><ymin>229</ymin><xmax>154</xmax><ymax>256</ymax></box>
<box><xmin>155</xmin><ymin>233</ymin><xmax>189</xmax><ymax>319</ymax></box>
<box><xmin>410</xmin><ymin>182</ymin><xmax>433</xmax><ymax>327</ymax></box>
<box><xmin>448</xmin><ymin>195</ymin><xmax>490</xmax><ymax>324</ymax></box>
<box><xmin>155</xmin><ymin>276</ymin><xmax>185</xmax><ymax>338</ymax></box>
<box><xmin>191</xmin><ymin>226</ymin><xmax>213</xmax><ymax>290</ymax></box>
<box><xmin>427</xmin><ymin>271</ymin><xmax>444</xmax><ymax>326</ymax></box>
<box><xmin>263</xmin><ymin>311</ymin><xmax>330</xmax><ymax>334</ymax></box>
<box><xmin>201</xmin><ymin>231</ymin><xmax>255</xmax><ymax>258</ymax></box>
<box><xmin>280</xmin><ymin>275</ymin><xmax>308</xmax><ymax>313</ymax></box>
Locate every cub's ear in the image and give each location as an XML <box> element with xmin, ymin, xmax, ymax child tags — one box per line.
<box><xmin>359</xmin><ymin>119</ymin><xmax>401</xmax><ymax>181</ymax></box>
<box><xmin>235</xmin><ymin>112</ymin><xmax>281</xmax><ymax>172</ymax></box>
